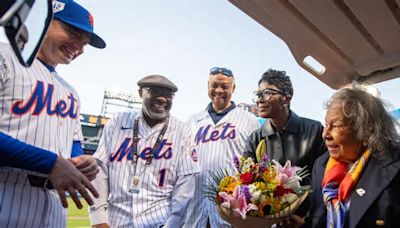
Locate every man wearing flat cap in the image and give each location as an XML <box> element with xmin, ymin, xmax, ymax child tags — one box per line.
<box><xmin>89</xmin><ymin>75</ymin><xmax>200</xmax><ymax>228</ymax></box>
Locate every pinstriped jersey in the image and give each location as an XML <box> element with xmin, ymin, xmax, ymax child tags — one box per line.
<box><xmin>0</xmin><ymin>43</ymin><xmax>83</xmax><ymax>172</ymax></box>
<box><xmin>184</xmin><ymin>107</ymin><xmax>259</xmax><ymax>227</ymax></box>
<box><xmin>93</xmin><ymin>110</ymin><xmax>199</xmax><ymax>227</ymax></box>
<box><xmin>0</xmin><ymin>43</ymin><xmax>83</xmax><ymax>227</ymax></box>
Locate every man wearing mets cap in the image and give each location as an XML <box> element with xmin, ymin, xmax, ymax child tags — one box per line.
<box><xmin>89</xmin><ymin>74</ymin><xmax>200</xmax><ymax>227</ymax></box>
<box><xmin>38</xmin><ymin>0</ymin><xmax>106</xmax><ymax>66</ymax></box>
<box><xmin>0</xmin><ymin>0</ymin><xmax>105</xmax><ymax>227</ymax></box>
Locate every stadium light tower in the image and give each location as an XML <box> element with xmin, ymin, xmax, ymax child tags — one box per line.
<box><xmin>101</xmin><ymin>88</ymin><xmax>142</xmax><ymax>117</ymax></box>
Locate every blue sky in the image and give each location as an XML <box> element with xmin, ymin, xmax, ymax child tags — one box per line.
<box><xmin>3</xmin><ymin>0</ymin><xmax>400</xmax><ymax>122</ymax></box>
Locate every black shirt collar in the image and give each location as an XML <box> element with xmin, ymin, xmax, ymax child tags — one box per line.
<box><xmin>207</xmin><ymin>101</ymin><xmax>236</xmax><ymax>115</ymax></box>
<box><xmin>261</xmin><ymin>110</ymin><xmax>300</xmax><ymax>137</ymax></box>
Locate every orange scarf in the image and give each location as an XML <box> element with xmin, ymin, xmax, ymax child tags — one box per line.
<box><xmin>322</xmin><ymin>149</ymin><xmax>371</xmax><ymax>228</ymax></box>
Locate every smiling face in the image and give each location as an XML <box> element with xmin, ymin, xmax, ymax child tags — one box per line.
<box><xmin>256</xmin><ymin>81</ymin><xmax>289</xmax><ymax>119</ymax></box>
<box><xmin>37</xmin><ymin>20</ymin><xmax>91</xmax><ymax>67</ymax></box>
<box><xmin>140</xmin><ymin>86</ymin><xmax>174</xmax><ymax>123</ymax></box>
<box><xmin>208</xmin><ymin>73</ymin><xmax>235</xmax><ymax>112</ymax></box>
<box><xmin>323</xmin><ymin>102</ymin><xmax>364</xmax><ymax>163</ymax></box>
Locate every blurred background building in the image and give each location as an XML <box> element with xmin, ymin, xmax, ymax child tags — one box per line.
<box><xmin>81</xmin><ymin>89</ymin><xmax>141</xmax><ymax>154</ymax></box>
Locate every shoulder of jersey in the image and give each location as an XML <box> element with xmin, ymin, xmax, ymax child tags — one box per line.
<box><xmin>233</xmin><ymin>106</ymin><xmax>258</xmax><ymax>119</ymax></box>
<box><xmin>187</xmin><ymin>110</ymin><xmax>207</xmax><ymax>123</ymax></box>
<box><xmin>54</xmin><ymin>75</ymin><xmax>80</xmax><ymax>95</ymax></box>
<box><xmin>0</xmin><ymin>42</ymin><xmax>13</xmax><ymax>53</ymax></box>
<box><xmin>0</xmin><ymin>42</ymin><xmax>16</xmax><ymax>63</ymax></box>
<box><xmin>109</xmin><ymin>110</ymin><xmax>140</xmax><ymax>126</ymax></box>
<box><xmin>169</xmin><ymin>115</ymin><xmax>190</xmax><ymax>132</ymax></box>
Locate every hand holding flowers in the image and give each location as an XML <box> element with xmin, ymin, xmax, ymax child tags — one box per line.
<box><xmin>207</xmin><ymin>153</ymin><xmax>310</xmax><ymax>225</ymax></box>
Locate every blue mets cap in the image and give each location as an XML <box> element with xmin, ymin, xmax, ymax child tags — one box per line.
<box><xmin>52</xmin><ymin>0</ymin><xmax>106</xmax><ymax>49</ymax></box>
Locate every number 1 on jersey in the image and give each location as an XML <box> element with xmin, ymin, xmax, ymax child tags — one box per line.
<box><xmin>158</xmin><ymin>169</ymin><xmax>167</xmax><ymax>187</ymax></box>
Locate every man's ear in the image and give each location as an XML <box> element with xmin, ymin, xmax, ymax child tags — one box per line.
<box><xmin>139</xmin><ymin>89</ymin><xmax>143</xmax><ymax>98</ymax></box>
<box><xmin>284</xmin><ymin>95</ymin><xmax>292</xmax><ymax>103</ymax></box>
<box><xmin>232</xmin><ymin>83</ymin><xmax>236</xmax><ymax>93</ymax></box>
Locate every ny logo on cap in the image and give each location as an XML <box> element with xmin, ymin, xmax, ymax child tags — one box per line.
<box><xmin>88</xmin><ymin>14</ymin><xmax>94</xmax><ymax>27</ymax></box>
<box><xmin>52</xmin><ymin>1</ymin><xmax>65</xmax><ymax>13</ymax></box>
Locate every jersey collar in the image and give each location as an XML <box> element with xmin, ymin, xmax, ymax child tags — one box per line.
<box><xmin>37</xmin><ymin>59</ymin><xmax>56</xmax><ymax>73</ymax></box>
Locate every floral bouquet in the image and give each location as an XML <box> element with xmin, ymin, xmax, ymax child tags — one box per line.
<box><xmin>205</xmin><ymin>154</ymin><xmax>310</xmax><ymax>227</ymax></box>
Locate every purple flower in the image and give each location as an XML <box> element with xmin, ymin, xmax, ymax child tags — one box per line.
<box><xmin>241</xmin><ymin>185</ymin><xmax>252</xmax><ymax>202</ymax></box>
<box><xmin>259</xmin><ymin>162</ymin><xmax>266</xmax><ymax>172</ymax></box>
<box><xmin>259</xmin><ymin>153</ymin><xmax>269</xmax><ymax>171</ymax></box>
<box><xmin>233</xmin><ymin>155</ymin><xmax>240</xmax><ymax>171</ymax></box>
<box><xmin>262</xmin><ymin>153</ymin><xmax>269</xmax><ymax>162</ymax></box>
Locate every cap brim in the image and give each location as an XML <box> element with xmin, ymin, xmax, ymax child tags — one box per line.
<box><xmin>139</xmin><ymin>83</ymin><xmax>178</xmax><ymax>92</ymax></box>
<box><xmin>56</xmin><ymin>18</ymin><xmax>106</xmax><ymax>49</ymax></box>
<box><xmin>89</xmin><ymin>33</ymin><xmax>106</xmax><ymax>49</ymax></box>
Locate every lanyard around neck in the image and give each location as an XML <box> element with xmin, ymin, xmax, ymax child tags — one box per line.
<box><xmin>131</xmin><ymin>117</ymin><xmax>169</xmax><ymax>167</ymax></box>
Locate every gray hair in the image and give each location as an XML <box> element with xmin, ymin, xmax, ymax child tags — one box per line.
<box><xmin>325</xmin><ymin>84</ymin><xmax>400</xmax><ymax>158</ymax></box>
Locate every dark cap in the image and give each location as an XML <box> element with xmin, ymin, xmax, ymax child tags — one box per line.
<box><xmin>137</xmin><ymin>75</ymin><xmax>178</xmax><ymax>92</ymax></box>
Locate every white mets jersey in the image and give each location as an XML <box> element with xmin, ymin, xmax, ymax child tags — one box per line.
<box><xmin>0</xmin><ymin>43</ymin><xmax>83</xmax><ymax>227</ymax></box>
<box><xmin>184</xmin><ymin>107</ymin><xmax>259</xmax><ymax>227</ymax></box>
<box><xmin>90</xmin><ymin>110</ymin><xmax>199</xmax><ymax>227</ymax></box>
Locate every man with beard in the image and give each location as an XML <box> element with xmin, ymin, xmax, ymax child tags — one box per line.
<box><xmin>89</xmin><ymin>75</ymin><xmax>200</xmax><ymax>228</ymax></box>
<box><xmin>184</xmin><ymin>67</ymin><xmax>259</xmax><ymax>227</ymax></box>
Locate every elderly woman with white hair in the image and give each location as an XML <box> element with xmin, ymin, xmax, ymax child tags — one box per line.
<box><xmin>309</xmin><ymin>84</ymin><xmax>400</xmax><ymax>227</ymax></box>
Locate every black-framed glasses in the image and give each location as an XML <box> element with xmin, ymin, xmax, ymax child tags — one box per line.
<box><xmin>209</xmin><ymin>67</ymin><xmax>234</xmax><ymax>77</ymax></box>
<box><xmin>142</xmin><ymin>87</ymin><xmax>175</xmax><ymax>99</ymax></box>
<box><xmin>252</xmin><ymin>88</ymin><xmax>284</xmax><ymax>103</ymax></box>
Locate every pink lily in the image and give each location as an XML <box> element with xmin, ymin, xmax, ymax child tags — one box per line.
<box><xmin>272</xmin><ymin>160</ymin><xmax>301</xmax><ymax>187</ymax></box>
<box><xmin>219</xmin><ymin>185</ymin><xmax>258</xmax><ymax>219</ymax></box>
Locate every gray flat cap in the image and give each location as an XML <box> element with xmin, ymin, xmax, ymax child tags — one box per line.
<box><xmin>137</xmin><ymin>74</ymin><xmax>178</xmax><ymax>92</ymax></box>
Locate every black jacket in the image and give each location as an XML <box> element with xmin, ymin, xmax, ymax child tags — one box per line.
<box><xmin>309</xmin><ymin>151</ymin><xmax>400</xmax><ymax>228</ymax></box>
<box><xmin>244</xmin><ymin>110</ymin><xmax>326</xmax><ymax>174</ymax></box>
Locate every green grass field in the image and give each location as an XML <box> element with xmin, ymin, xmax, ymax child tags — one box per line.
<box><xmin>67</xmin><ymin>198</ymin><xmax>90</xmax><ymax>228</ymax></box>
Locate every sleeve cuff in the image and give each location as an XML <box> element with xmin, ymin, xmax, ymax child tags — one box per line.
<box><xmin>88</xmin><ymin>206</ymin><xmax>108</xmax><ymax>225</ymax></box>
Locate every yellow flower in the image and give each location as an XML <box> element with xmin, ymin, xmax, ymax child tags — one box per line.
<box><xmin>262</xmin><ymin>168</ymin><xmax>277</xmax><ymax>183</ymax></box>
<box><xmin>270</xmin><ymin>198</ymin><xmax>282</xmax><ymax>214</ymax></box>
<box><xmin>258</xmin><ymin>197</ymin><xmax>282</xmax><ymax>216</ymax></box>
<box><xmin>225</xmin><ymin>181</ymin><xmax>239</xmax><ymax>193</ymax></box>
<box><xmin>258</xmin><ymin>197</ymin><xmax>272</xmax><ymax>217</ymax></box>
<box><xmin>218</xmin><ymin>176</ymin><xmax>236</xmax><ymax>192</ymax></box>
<box><xmin>254</xmin><ymin>182</ymin><xmax>268</xmax><ymax>192</ymax></box>
<box><xmin>267</xmin><ymin>180</ymin><xmax>280</xmax><ymax>193</ymax></box>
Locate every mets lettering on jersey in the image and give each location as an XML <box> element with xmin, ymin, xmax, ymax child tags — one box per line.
<box><xmin>90</xmin><ymin>111</ymin><xmax>199</xmax><ymax>227</ymax></box>
<box><xmin>194</xmin><ymin>123</ymin><xmax>236</xmax><ymax>145</ymax></box>
<box><xmin>0</xmin><ymin>43</ymin><xmax>83</xmax><ymax>227</ymax></box>
<box><xmin>184</xmin><ymin>107</ymin><xmax>260</xmax><ymax>227</ymax></box>
<box><xmin>110</xmin><ymin>138</ymin><xmax>173</xmax><ymax>162</ymax></box>
<box><xmin>11</xmin><ymin>81</ymin><xmax>79</xmax><ymax>118</ymax></box>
